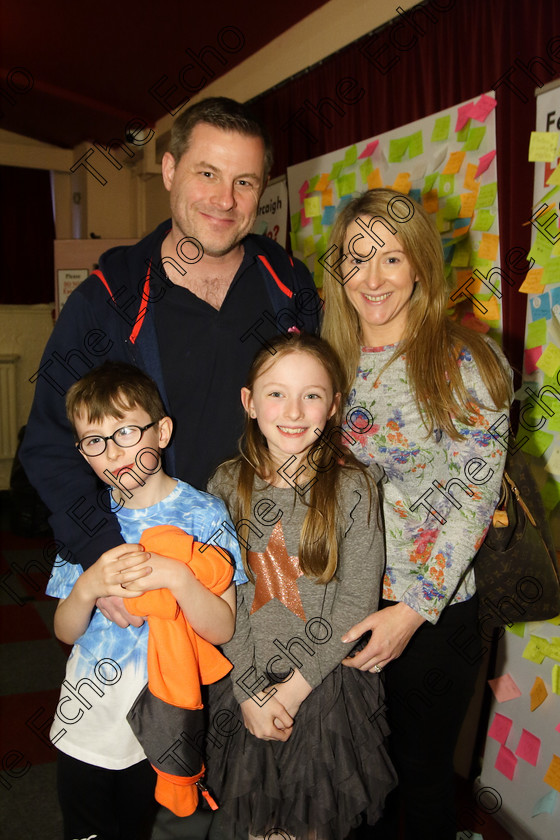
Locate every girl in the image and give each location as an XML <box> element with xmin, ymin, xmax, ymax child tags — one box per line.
<box><xmin>205</xmin><ymin>332</ymin><xmax>396</xmax><ymax>840</ymax></box>
<box><xmin>321</xmin><ymin>188</ymin><xmax>513</xmax><ymax>839</ymax></box>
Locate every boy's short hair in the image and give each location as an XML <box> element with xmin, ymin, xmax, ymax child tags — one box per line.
<box><xmin>65</xmin><ymin>361</ymin><xmax>167</xmax><ymax>432</ymax></box>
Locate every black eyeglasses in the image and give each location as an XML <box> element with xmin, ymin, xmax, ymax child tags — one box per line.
<box><xmin>76</xmin><ymin>421</ymin><xmax>158</xmax><ymax>456</ymax></box>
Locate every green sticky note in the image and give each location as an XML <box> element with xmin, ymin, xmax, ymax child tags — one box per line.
<box><xmin>543</xmin><ymin>258</ymin><xmax>560</xmax><ymax>285</ymax></box>
<box><xmin>344</xmin><ymin>144</ymin><xmax>358</xmax><ymax>167</ymax></box>
<box><xmin>312</xmin><ymin>216</ymin><xmax>323</xmax><ymax>235</ymax></box>
<box><xmin>309</xmin><ymin>174</ymin><xmax>319</xmax><ymax>192</ymax></box>
<box><xmin>526</xmin><ymin>317</ymin><xmax>548</xmax><ymax>348</ymax></box>
<box><xmin>290</xmin><ymin>212</ymin><xmax>301</xmax><ymax>233</ymax></box>
<box><xmin>542</xmin><ymin>477</ymin><xmax>560</xmax><ymax>510</ymax></box>
<box><xmin>471</xmin><ymin>257</ymin><xmax>493</xmax><ymax>274</ymax></box>
<box><xmin>431</xmin><ymin>115</ymin><xmax>450</xmax><ymax>142</ymax></box>
<box><xmin>422</xmin><ymin>173</ymin><xmax>438</xmax><ymax>194</ymax></box>
<box><xmin>472</xmin><ymin>210</ymin><xmax>495</xmax><ymax>231</ymax></box>
<box><xmin>451</xmin><ymin>239</ymin><xmax>471</xmax><ymax>267</ymax></box>
<box><xmin>523</xmin><ymin>429</ymin><xmax>554</xmax><ymax>458</ymax></box>
<box><xmin>463</xmin><ymin>126</ymin><xmax>487</xmax><ymax>151</ymax></box>
<box><xmin>552</xmin><ymin>664</ymin><xmax>560</xmax><ymax>695</ymax></box>
<box><xmin>315</xmin><ymin>234</ymin><xmax>328</xmax><ymax>257</ymax></box>
<box><xmin>476</xmin><ymin>182</ymin><xmax>497</xmax><ymax>208</ymax></box>
<box><xmin>506</xmin><ymin>623</ymin><xmax>526</xmax><ymax>638</ymax></box>
<box><xmin>456</xmin><ymin>120</ymin><xmax>470</xmax><ymax>142</ymax></box>
<box><xmin>360</xmin><ymin>157</ymin><xmax>373</xmax><ymax>181</ymax></box>
<box><xmin>337</xmin><ymin>172</ymin><xmax>356</xmax><ymax>196</ymax></box>
<box><xmin>289</xmin><ymin>231</ymin><xmax>298</xmax><ymax>251</ymax></box>
<box><xmin>443</xmin><ymin>196</ymin><xmax>462</xmax><ymax>220</ymax></box>
<box><xmin>330</xmin><ymin>160</ymin><xmax>344</xmax><ymax>180</ymax></box>
<box><xmin>304</xmin><ymin>196</ymin><xmax>321</xmax><ymax>218</ymax></box>
<box><xmin>528</xmin><ymin>234</ymin><xmax>554</xmax><ymax>266</ymax></box>
<box><xmin>408</xmin><ymin>131</ymin><xmax>423</xmax><ymax>158</ymax></box>
<box><xmin>547</xmin><ymin>411</ymin><xmax>560</xmax><ymax>432</ymax></box>
<box><xmin>303</xmin><ymin>235</ymin><xmax>316</xmax><ymax>258</ymax></box>
<box><xmin>438</xmin><ymin>174</ymin><xmax>455</xmax><ymax>197</ymax></box>
<box><xmin>389</xmin><ymin>137</ymin><xmax>410</xmax><ymax>163</ymax></box>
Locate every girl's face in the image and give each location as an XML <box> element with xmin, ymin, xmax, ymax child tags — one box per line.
<box><xmin>241</xmin><ymin>351</ymin><xmax>339</xmax><ymax>471</ymax></box>
<box><xmin>342</xmin><ymin>217</ymin><xmax>417</xmax><ymax>346</ymax></box>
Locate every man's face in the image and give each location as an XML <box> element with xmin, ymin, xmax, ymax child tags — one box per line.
<box><xmin>162</xmin><ymin>123</ymin><xmax>267</xmax><ymax>258</ymax></box>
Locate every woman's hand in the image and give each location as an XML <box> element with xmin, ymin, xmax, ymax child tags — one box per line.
<box><xmin>342</xmin><ymin>602</ymin><xmax>426</xmax><ymax>672</ymax></box>
<box><xmin>240</xmin><ymin>690</ymin><xmax>294</xmax><ymax>741</ymax></box>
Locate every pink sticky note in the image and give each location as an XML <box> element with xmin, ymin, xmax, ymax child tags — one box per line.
<box><xmin>455</xmin><ymin>102</ymin><xmax>474</xmax><ymax>132</ymax></box>
<box><xmin>556</xmin><ymin>722</ymin><xmax>560</xmax><ymax>734</ymax></box>
<box><xmin>300</xmin><ymin>208</ymin><xmax>310</xmax><ymax>228</ymax></box>
<box><xmin>488</xmin><ymin>712</ymin><xmax>513</xmax><ymax>744</ymax></box>
<box><xmin>488</xmin><ymin>673</ymin><xmax>522</xmax><ymax>703</ymax></box>
<box><xmin>359</xmin><ymin>140</ymin><xmax>379</xmax><ymax>159</ymax></box>
<box><xmin>470</xmin><ymin>94</ymin><xmax>497</xmax><ymax>122</ymax></box>
<box><xmin>298</xmin><ymin>180</ymin><xmax>310</xmax><ymax>203</ymax></box>
<box><xmin>525</xmin><ymin>346</ymin><xmax>543</xmax><ymax>374</ymax></box>
<box><xmin>495</xmin><ymin>744</ymin><xmax>518</xmax><ymax>780</ymax></box>
<box><xmin>516</xmin><ymin>729</ymin><xmax>541</xmax><ymax>765</ymax></box>
<box><xmin>475</xmin><ymin>150</ymin><xmax>497</xmax><ymax>179</ymax></box>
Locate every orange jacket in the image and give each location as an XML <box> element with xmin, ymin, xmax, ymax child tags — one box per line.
<box><xmin>126</xmin><ymin>524</ymin><xmax>233</xmax><ymax>816</ymax></box>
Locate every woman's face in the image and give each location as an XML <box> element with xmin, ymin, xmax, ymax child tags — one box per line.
<box><xmin>342</xmin><ymin>217</ymin><xmax>417</xmax><ymax>346</ymax></box>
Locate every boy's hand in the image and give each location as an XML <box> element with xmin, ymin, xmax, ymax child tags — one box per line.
<box><xmin>78</xmin><ymin>544</ymin><xmax>152</xmax><ymax>603</ymax></box>
<box><xmin>240</xmin><ymin>690</ymin><xmax>294</xmax><ymax>741</ymax></box>
<box><xmin>120</xmin><ymin>552</ymin><xmax>187</xmax><ymax>594</ymax></box>
<box><xmin>96</xmin><ymin>596</ymin><xmax>144</xmax><ymax>628</ymax></box>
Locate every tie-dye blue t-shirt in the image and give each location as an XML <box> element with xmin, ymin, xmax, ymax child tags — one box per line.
<box><xmin>47</xmin><ymin>479</ymin><xmax>245</xmax><ymax>769</ymax></box>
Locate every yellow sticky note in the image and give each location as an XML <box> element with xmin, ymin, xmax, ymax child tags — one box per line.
<box><xmin>536</xmin><ymin>343</ymin><xmax>560</xmax><ymax>377</ymax></box>
<box><xmin>519</xmin><ymin>268</ymin><xmax>545</xmax><ymax>293</ymax></box>
<box><xmin>459</xmin><ymin>192</ymin><xmax>477</xmax><ymax>218</ymax></box>
<box><xmin>392</xmin><ymin>172</ymin><xmax>412</xmax><ymax>193</ymax></box>
<box><xmin>543</xmin><ymin>754</ymin><xmax>560</xmax><ymax>793</ymax></box>
<box><xmin>477</xmin><ymin>294</ymin><xmax>500</xmax><ymax>322</ymax></box>
<box><xmin>443</xmin><ymin>151</ymin><xmax>466</xmax><ymax>175</ymax></box>
<box><xmin>303</xmin><ymin>235</ymin><xmax>316</xmax><ymax>258</ymax></box>
<box><xmin>304</xmin><ymin>197</ymin><xmax>321</xmax><ymax>218</ymax></box>
<box><xmin>530</xmin><ymin>676</ymin><xmax>548</xmax><ymax>711</ymax></box>
<box><xmin>547</xmin><ymin>446</ymin><xmax>560</xmax><ymax>475</ymax></box>
<box><xmin>367</xmin><ymin>169</ymin><xmax>383</xmax><ymax>189</ymax></box>
<box><xmin>321</xmin><ymin>189</ymin><xmax>333</xmax><ymax>208</ymax></box>
<box><xmin>451</xmin><ymin>239</ymin><xmax>471</xmax><ymax>267</ymax></box>
<box><xmin>543</xmin><ymin>258</ymin><xmax>560</xmax><ymax>285</ymax></box>
<box><xmin>523</xmin><ymin>636</ymin><xmax>547</xmax><ymax>664</ymax></box>
<box><xmin>529</xmin><ymin>132</ymin><xmax>560</xmax><ymax>162</ymax></box>
<box><xmin>464</xmin><ymin>163</ymin><xmax>479</xmax><ymax>192</ymax></box>
<box><xmin>547</xmin><ymin>165</ymin><xmax>560</xmax><ymax>186</ymax></box>
<box><xmin>478</xmin><ymin>233</ymin><xmax>499</xmax><ymax>260</ymax></box>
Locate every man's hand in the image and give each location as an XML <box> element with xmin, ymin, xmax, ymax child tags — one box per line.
<box><xmin>240</xmin><ymin>690</ymin><xmax>294</xmax><ymax>741</ymax></box>
<box><xmin>342</xmin><ymin>602</ymin><xmax>426</xmax><ymax>672</ymax></box>
<box><xmin>96</xmin><ymin>595</ymin><xmax>144</xmax><ymax>628</ymax></box>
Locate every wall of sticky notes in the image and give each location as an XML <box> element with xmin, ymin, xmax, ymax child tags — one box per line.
<box><xmin>479</xmin><ymin>618</ymin><xmax>560</xmax><ymax>838</ymax></box>
<box><xmin>251</xmin><ymin>176</ymin><xmax>288</xmax><ymax>248</ymax></box>
<box><xmin>286</xmin><ymin>92</ymin><xmax>501</xmax><ymax>334</ymax></box>
<box><xmin>519</xmin><ymin>82</ymin><xmax>560</xmax><ymax>547</ymax></box>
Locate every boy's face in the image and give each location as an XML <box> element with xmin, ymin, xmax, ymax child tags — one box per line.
<box><xmin>73</xmin><ymin>405</ymin><xmax>172</xmax><ymax>493</ymax></box>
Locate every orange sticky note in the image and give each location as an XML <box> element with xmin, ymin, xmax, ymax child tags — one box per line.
<box><xmin>367</xmin><ymin>168</ymin><xmax>383</xmax><ymax>189</ymax></box>
<box><xmin>478</xmin><ymin>233</ymin><xmax>499</xmax><ymax>261</ymax></box>
<box><xmin>443</xmin><ymin>151</ymin><xmax>466</xmax><ymax>175</ymax></box>
<box><xmin>321</xmin><ymin>189</ymin><xmax>333</xmax><ymax>208</ymax></box>
<box><xmin>519</xmin><ymin>268</ymin><xmax>545</xmax><ymax>294</ymax></box>
<box><xmin>477</xmin><ymin>294</ymin><xmax>500</xmax><ymax>322</ymax></box>
<box><xmin>530</xmin><ymin>676</ymin><xmax>548</xmax><ymax>711</ymax></box>
<box><xmin>464</xmin><ymin>162</ymin><xmax>479</xmax><ymax>191</ymax></box>
<box><xmin>315</xmin><ymin>173</ymin><xmax>330</xmax><ymax>192</ymax></box>
<box><xmin>543</xmin><ymin>754</ymin><xmax>560</xmax><ymax>793</ymax></box>
<box><xmin>459</xmin><ymin>192</ymin><xmax>477</xmax><ymax>218</ymax></box>
<box><xmin>422</xmin><ymin>189</ymin><xmax>439</xmax><ymax>214</ymax></box>
<box><xmin>392</xmin><ymin>172</ymin><xmax>412</xmax><ymax>193</ymax></box>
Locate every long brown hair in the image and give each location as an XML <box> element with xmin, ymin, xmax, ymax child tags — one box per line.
<box><xmin>221</xmin><ymin>333</ymin><xmax>376</xmax><ymax>584</ymax></box>
<box><xmin>321</xmin><ymin>188</ymin><xmax>511</xmax><ymax>439</ymax></box>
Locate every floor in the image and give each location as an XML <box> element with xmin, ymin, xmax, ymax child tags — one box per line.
<box><xmin>0</xmin><ymin>491</ymin><xmax>513</xmax><ymax>840</ymax></box>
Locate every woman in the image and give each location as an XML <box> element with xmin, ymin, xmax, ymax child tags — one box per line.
<box><xmin>321</xmin><ymin>188</ymin><xmax>512</xmax><ymax>839</ymax></box>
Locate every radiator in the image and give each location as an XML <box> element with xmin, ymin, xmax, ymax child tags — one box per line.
<box><xmin>0</xmin><ymin>354</ymin><xmax>19</xmax><ymax>459</ymax></box>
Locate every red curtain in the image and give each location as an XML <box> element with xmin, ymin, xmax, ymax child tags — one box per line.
<box><xmin>250</xmin><ymin>0</ymin><xmax>557</xmax><ymax>380</ymax></box>
<box><xmin>0</xmin><ymin>165</ymin><xmax>55</xmax><ymax>304</ymax></box>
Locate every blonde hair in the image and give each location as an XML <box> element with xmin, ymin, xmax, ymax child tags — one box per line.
<box><xmin>321</xmin><ymin>188</ymin><xmax>511</xmax><ymax>439</ymax></box>
<box><xmin>219</xmin><ymin>333</ymin><xmax>375</xmax><ymax>584</ymax></box>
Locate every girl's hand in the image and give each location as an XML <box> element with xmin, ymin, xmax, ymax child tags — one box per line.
<box><xmin>240</xmin><ymin>691</ymin><xmax>294</xmax><ymax>741</ymax></box>
<box><xmin>272</xmin><ymin>669</ymin><xmax>312</xmax><ymax>719</ymax></box>
<box><xmin>341</xmin><ymin>602</ymin><xmax>426</xmax><ymax>672</ymax></box>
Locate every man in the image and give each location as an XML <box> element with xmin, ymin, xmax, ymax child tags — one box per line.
<box><xmin>20</xmin><ymin>97</ymin><xmax>320</xmax><ymax>836</ymax></box>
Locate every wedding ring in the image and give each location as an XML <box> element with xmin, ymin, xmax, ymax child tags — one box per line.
<box><xmin>373</xmin><ymin>664</ymin><xmax>383</xmax><ymax>674</ymax></box>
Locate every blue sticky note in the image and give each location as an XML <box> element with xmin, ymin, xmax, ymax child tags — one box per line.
<box><xmin>410</xmin><ymin>188</ymin><xmax>422</xmax><ymax>203</ymax></box>
<box><xmin>550</xmin><ymin>285</ymin><xmax>560</xmax><ymax>308</ymax></box>
<box><xmin>322</xmin><ymin>206</ymin><xmax>336</xmax><ymax>226</ymax></box>
<box><xmin>531</xmin><ymin>788</ymin><xmax>557</xmax><ymax>817</ymax></box>
<box><xmin>337</xmin><ymin>196</ymin><xmax>353</xmax><ymax>212</ymax></box>
<box><xmin>531</xmin><ymin>292</ymin><xmax>552</xmax><ymax>321</ymax></box>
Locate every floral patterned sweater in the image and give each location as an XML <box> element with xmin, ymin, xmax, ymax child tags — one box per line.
<box><xmin>344</xmin><ymin>343</ymin><xmax>510</xmax><ymax>624</ymax></box>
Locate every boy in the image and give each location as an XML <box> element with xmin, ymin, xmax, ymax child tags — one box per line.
<box><xmin>47</xmin><ymin>361</ymin><xmax>245</xmax><ymax>840</ymax></box>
